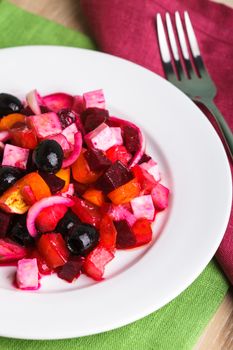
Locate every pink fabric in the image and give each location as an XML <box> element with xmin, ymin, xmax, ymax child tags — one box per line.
<box><xmin>80</xmin><ymin>0</ymin><xmax>233</xmax><ymax>283</ymax></box>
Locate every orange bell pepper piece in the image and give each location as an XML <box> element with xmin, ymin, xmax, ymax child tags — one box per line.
<box><xmin>0</xmin><ymin>172</ymin><xmax>51</xmax><ymax>214</ymax></box>
<box><xmin>107</xmin><ymin>178</ymin><xmax>140</xmax><ymax>205</ymax></box>
<box><xmin>55</xmin><ymin>168</ymin><xmax>70</xmax><ymax>192</ymax></box>
<box><xmin>0</xmin><ymin>113</ymin><xmax>25</xmax><ymax>131</ymax></box>
<box><xmin>72</xmin><ymin>149</ymin><xmax>101</xmax><ymax>184</ymax></box>
<box><xmin>83</xmin><ymin>188</ymin><xmax>105</xmax><ymax>207</ymax></box>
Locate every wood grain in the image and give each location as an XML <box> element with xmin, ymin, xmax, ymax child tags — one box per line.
<box><xmin>8</xmin><ymin>0</ymin><xmax>233</xmax><ymax>349</ymax></box>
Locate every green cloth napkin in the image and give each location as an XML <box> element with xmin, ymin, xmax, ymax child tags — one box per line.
<box><xmin>0</xmin><ymin>1</ymin><xmax>229</xmax><ymax>349</ymax></box>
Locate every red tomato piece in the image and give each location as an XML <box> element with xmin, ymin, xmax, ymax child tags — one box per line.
<box><xmin>35</xmin><ymin>204</ymin><xmax>68</xmax><ymax>233</ymax></box>
<box><xmin>106</xmin><ymin>145</ymin><xmax>132</xmax><ymax>165</ymax></box>
<box><xmin>99</xmin><ymin>215</ymin><xmax>117</xmax><ymax>251</ymax></box>
<box><xmin>37</xmin><ymin>233</ymin><xmax>69</xmax><ymax>269</ymax></box>
<box><xmin>132</xmin><ymin>165</ymin><xmax>156</xmax><ymax>194</ymax></box>
<box><xmin>10</xmin><ymin>127</ymin><xmax>38</xmax><ymax>150</ymax></box>
<box><xmin>132</xmin><ymin>218</ymin><xmax>153</xmax><ymax>247</ymax></box>
<box><xmin>71</xmin><ymin>197</ymin><xmax>101</xmax><ymax>228</ymax></box>
<box><xmin>83</xmin><ymin>245</ymin><xmax>114</xmax><ymax>281</ymax></box>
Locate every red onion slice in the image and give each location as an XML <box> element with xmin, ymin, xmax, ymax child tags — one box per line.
<box><xmin>26</xmin><ymin>196</ymin><xmax>74</xmax><ymax>237</ymax></box>
<box><xmin>62</xmin><ymin>132</ymin><xmax>82</xmax><ymax>168</ymax></box>
<box><xmin>26</xmin><ymin>89</ymin><xmax>42</xmax><ymax>115</ymax></box>
<box><xmin>43</xmin><ymin>93</ymin><xmax>73</xmax><ymax>113</ymax></box>
<box><xmin>0</xmin><ymin>131</ymin><xmax>10</xmax><ymax>142</ymax></box>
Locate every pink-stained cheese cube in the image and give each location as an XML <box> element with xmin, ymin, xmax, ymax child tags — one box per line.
<box><xmin>28</xmin><ymin>112</ymin><xmax>62</xmax><ymax>138</ymax></box>
<box><xmin>130</xmin><ymin>195</ymin><xmax>155</xmax><ymax>221</ymax></box>
<box><xmin>83</xmin><ymin>89</ymin><xmax>105</xmax><ymax>109</ymax></box>
<box><xmin>2</xmin><ymin>144</ymin><xmax>29</xmax><ymax>170</ymax></box>
<box><xmin>140</xmin><ymin>159</ymin><xmax>161</xmax><ymax>182</ymax></box>
<box><xmin>107</xmin><ymin>204</ymin><xmax>137</xmax><ymax>226</ymax></box>
<box><xmin>110</xmin><ymin>127</ymin><xmax>123</xmax><ymax>145</ymax></box>
<box><xmin>151</xmin><ymin>183</ymin><xmax>169</xmax><ymax>210</ymax></box>
<box><xmin>62</xmin><ymin>123</ymin><xmax>78</xmax><ymax>146</ymax></box>
<box><xmin>16</xmin><ymin>258</ymin><xmax>39</xmax><ymax>290</ymax></box>
<box><xmin>85</xmin><ymin>123</ymin><xmax>117</xmax><ymax>151</ymax></box>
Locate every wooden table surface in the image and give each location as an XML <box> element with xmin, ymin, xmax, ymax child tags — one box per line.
<box><xmin>9</xmin><ymin>1</ymin><xmax>233</xmax><ymax>348</ymax></box>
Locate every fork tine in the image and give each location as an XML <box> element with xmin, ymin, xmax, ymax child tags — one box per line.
<box><xmin>175</xmin><ymin>12</ymin><xmax>195</xmax><ymax>78</ymax></box>
<box><xmin>165</xmin><ymin>13</ymin><xmax>185</xmax><ymax>81</ymax></box>
<box><xmin>184</xmin><ymin>11</ymin><xmax>206</xmax><ymax>77</ymax></box>
<box><xmin>156</xmin><ymin>14</ymin><xmax>176</xmax><ymax>82</ymax></box>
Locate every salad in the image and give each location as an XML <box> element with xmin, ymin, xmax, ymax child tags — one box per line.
<box><xmin>0</xmin><ymin>89</ymin><xmax>169</xmax><ymax>290</ymax></box>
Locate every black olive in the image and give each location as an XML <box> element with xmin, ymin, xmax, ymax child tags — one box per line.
<box><xmin>66</xmin><ymin>224</ymin><xmax>99</xmax><ymax>256</ymax></box>
<box><xmin>0</xmin><ymin>166</ymin><xmax>25</xmax><ymax>195</ymax></box>
<box><xmin>56</xmin><ymin>210</ymin><xmax>81</xmax><ymax>237</ymax></box>
<box><xmin>32</xmin><ymin>140</ymin><xmax>64</xmax><ymax>173</ymax></box>
<box><xmin>0</xmin><ymin>93</ymin><xmax>23</xmax><ymax>117</ymax></box>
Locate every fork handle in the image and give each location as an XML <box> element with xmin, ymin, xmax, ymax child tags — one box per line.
<box><xmin>201</xmin><ymin>99</ymin><xmax>233</xmax><ymax>163</ymax></box>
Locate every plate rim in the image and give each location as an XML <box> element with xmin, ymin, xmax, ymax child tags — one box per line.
<box><xmin>0</xmin><ymin>45</ymin><xmax>231</xmax><ymax>339</ymax></box>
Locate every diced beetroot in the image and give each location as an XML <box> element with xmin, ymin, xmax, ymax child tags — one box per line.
<box><xmin>132</xmin><ymin>218</ymin><xmax>153</xmax><ymax>247</ymax></box>
<box><xmin>30</xmin><ymin>249</ymin><xmax>53</xmax><ymax>275</ymax></box>
<box><xmin>96</xmin><ymin>161</ymin><xmax>133</xmax><ymax>194</ymax></box>
<box><xmin>62</xmin><ymin>132</ymin><xmax>82</xmax><ymax>168</ymax></box>
<box><xmin>43</xmin><ymin>93</ymin><xmax>73</xmax><ymax>112</ymax></box>
<box><xmin>83</xmin><ymin>89</ymin><xmax>105</xmax><ymax>109</ymax></box>
<box><xmin>138</xmin><ymin>154</ymin><xmax>151</xmax><ymax>164</ymax></box>
<box><xmin>132</xmin><ymin>165</ymin><xmax>157</xmax><ymax>194</ymax></box>
<box><xmin>110</xmin><ymin>127</ymin><xmax>123</xmax><ymax>145</ymax></box>
<box><xmin>2</xmin><ymin>144</ymin><xmax>29</xmax><ymax>170</ymax></box>
<box><xmin>73</xmin><ymin>180</ymin><xmax>89</xmax><ymax>196</ymax></box>
<box><xmin>81</xmin><ymin>108</ymin><xmax>109</xmax><ymax>133</ymax></box>
<box><xmin>108</xmin><ymin>116</ymin><xmax>145</xmax><ymax>167</ymax></box>
<box><xmin>57</xmin><ymin>256</ymin><xmax>84</xmax><ymax>282</ymax></box>
<box><xmin>83</xmin><ymin>245</ymin><xmax>114</xmax><ymax>281</ymax></box>
<box><xmin>0</xmin><ymin>239</ymin><xmax>27</xmax><ymax>262</ymax></box>
<box><xmin>114</xmin><ymin>220</ymin><xmax>136</xmax><ymax>249</ymax></box>
<box><xmin>123</xmin><ymin>125</ymin><xmax>140</xmax><ymax>153</ymax></box>
<box><xmin>62</xmin><ymin>123</ymin><xmax>78</xmax><ymax>146</ymax></box>
<box><xmin>35</xmin><ymin>204</ymin><xmax>68</xmax><ymax>233</ymax></box>
<box><xmin>16</xmin><ymin>258</ymin><xmax>39</xmax><ymax>290</ymax></box>
<box><xmin>37</xmin><ymin>233</ymin><xmax>69</xmax><ymax>269</ymax></box>
<box><xmin>71</xmin><ymin>197</ymin><xmax>101</xmax><ymax>228</ymax></box>
<box><xmin>106</xmin><ymin>145</ymin><xmax>132</xmax><ymax>166</ymax></box>
<box><xmin>57</xmin><ymin>109</ymin><xmax>76</xmax><ymax>129</ymax></box>
<box><xmin>0</xmin><ymin>210</ymin><xmax>12</xmax><ymax>238</ymax></box>
<box><xmin>10</xmin><ymin>127</ymin><xmax>38</xmax><ymax>150</ymax></box>
<box><xmin>84</xmin><ymin>148</ymin><xmax>111</xmax><ymax>171</ymax></box>
<box><xmin>131</xmin><ymin>195</ymin><xmax>155</xmax><ymax>221</ymax></box>
<box><xmin>27</xmin><ymin>112</ymin><xmax>62</xmax><ymax>139</ymax></box>
<box><xmin>0</xmin><ymin>131</ymin><xmax>10</xmax><ymax>142</ymax></box>
<box><xmin>85</xmin><ymin>123</ymin><xmax>117</xmax><ymax>152</ymax></box>
<box><xmin>140</xmin><ymin>159</ymin><xmax>161</xmax><ymax>182</ymax></box>
<box><xmin>21</xmin><ymin>185</ymin><xmax>36</xmax><ymax>205</ymax></box>
<box><xmin>39</xmin><ymin>172</ymin><xmax>65</xmax><ymax>194</ymax></box>
<box><xmin>45</xmin><ymin>133</ymin><xmax>70</xmax><ymax>156</ymax></box>
<box><xmin>26</xmin><ymin>89</ymin><xmax>42</xmax><ymax>115</ymax></box>
<box><xmin>72</xmin><ymin>95</ymin><xmax>84</xmax><ymax>114</ymax></box>
<box><xmin>151</xmin><ymin>183</ymin><xmax>169</xmax><ymax>210</ymax></box>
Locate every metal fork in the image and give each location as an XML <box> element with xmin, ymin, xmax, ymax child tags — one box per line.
<box><xmin>156</xmin><ymin>11</ymin><xmax>233</xmax><ymax>162</ymax></box>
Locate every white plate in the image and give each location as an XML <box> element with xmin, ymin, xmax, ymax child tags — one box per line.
<box><xmin>0</xmin><ymin>46</ymin><xmax>231</xmax><ymax>340</ymax></box>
